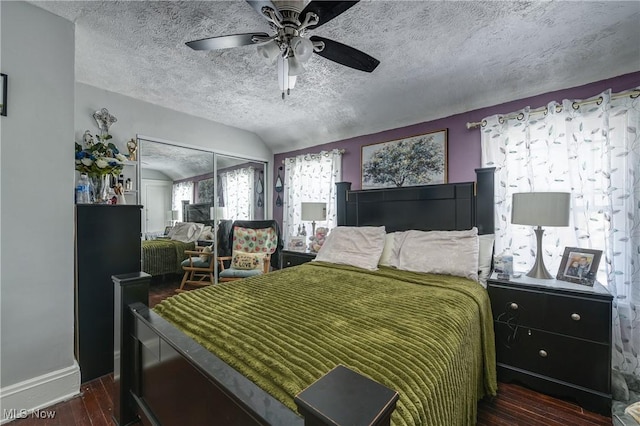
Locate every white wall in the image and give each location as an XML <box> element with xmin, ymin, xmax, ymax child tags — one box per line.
<box><xmin>0</xmin><ymin>1</ymin><xmax>79</xmax><ymax>420</ymax></box>
<box><xmin>0</xmin><ymin>4</ymin><xmax>274</xmax><ymax>418</ymax></box>
<box><xmin>75</xmin><ymin>83</ymin><xmax>273</xmax><ymax>165</ymax></box>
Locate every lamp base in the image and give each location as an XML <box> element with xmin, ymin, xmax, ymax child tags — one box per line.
<box><xmin>526</xmin><ymin>226</ymin><xmax>554</xmax><ymax>279</ymax></box>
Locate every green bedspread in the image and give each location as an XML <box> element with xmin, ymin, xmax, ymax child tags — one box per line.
<box><xmin>142</xmin><ymin>239</ymin><xmax>195</xmax><ymax>276</ymax></box>
<box><xmin>154</xmin><ymin>262</ymin><xmax>497</xmax><ymax>426</ymax></box>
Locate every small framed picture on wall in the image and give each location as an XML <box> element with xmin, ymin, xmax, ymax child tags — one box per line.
<box><xmin>556</xmin><ymin>247</ymin><xmax>602</xmax><ymax>286</ymax></box>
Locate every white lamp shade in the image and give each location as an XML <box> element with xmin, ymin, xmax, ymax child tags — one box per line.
<box><xmin>291</xmin><ymin>36</ymin><xmax>314</xmax><ymax>63</ymax></box>
<box><xmin>511</xmin><ymin>192</ymin><xmax>571</xmax><ymax>227</ymax></box>
<box><xmin>301</xmin><ymin>202</ymin><xmax>327</xmax><ymax>221</ymax></box>
<box><xmin>210</xmin><ymin>206</ymin><xmax>226</xmax><ymax>220</ymax></box>
<box><xmin>257</xmin><ymin>40</ymin><xmax>280</xmax><ymax>64</ymax></box>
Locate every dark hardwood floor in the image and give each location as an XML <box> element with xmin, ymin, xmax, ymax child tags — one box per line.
<box><xmin>8</xmin><ymin>373</ymin><xmax>611</xmax><ymax>425</ymax></box>
<box><xmin>8</xmin><ymin>276</ymin><xmax>612</xmax><ymax>425</ymax></box>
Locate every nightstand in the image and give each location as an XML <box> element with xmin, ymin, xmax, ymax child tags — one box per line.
<box><xmin>487</xmin><ymin>272</ymin><xmax>612</xmax><ymax>415</ymax></box>
<box><xmin>281</xmin><ymin>250</ymin><xmax>317</xmax><ymax>268</ymax></box>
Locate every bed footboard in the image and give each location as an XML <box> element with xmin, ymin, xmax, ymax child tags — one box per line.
<box><xmin>113</xmin><ymin>272</ymin><xmax>303</xmax><ymax>426</ymax></box>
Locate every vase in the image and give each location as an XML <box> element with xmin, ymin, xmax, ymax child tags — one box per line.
<box><xmin>90</xmin><ymin>175</ymin><xmax>111</xmax><ymax>204</ymax></box>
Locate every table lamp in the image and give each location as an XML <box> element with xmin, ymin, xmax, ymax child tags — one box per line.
<box><xmin>168</xmin><ymin>210</ymin><xmax>179</xmax><ymax>226</ymax></box>
<box><xmin>511</xmin><ymin>192</ymin><xmax>571</xmax><ymax>279</ymax></box>
<box><xmin>301</xmin><ymin>202</ymin><xmax>327</xmax><ymax>237</ymax></box>
<box><xmin>210</xmin><ymin>206</ymin><xmax>225</xmax><ymax>221</ymax></box>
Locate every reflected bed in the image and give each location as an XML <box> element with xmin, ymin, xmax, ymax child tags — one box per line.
<box><xmin>141</xmin><ymin>239</ymin><xmax>195</xmax><ymax>276</ymax></box>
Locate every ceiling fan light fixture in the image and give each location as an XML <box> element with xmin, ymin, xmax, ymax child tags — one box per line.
<box><xmin>257</xmin><ymin>39</ymin><xmax>281</xmax><ymax>64</ymax></box>
<box><xmin>187</xmin><ymin>0</ymin><xmax>379</xmax><ymax>98</ymax></box>
<box><xmin>291</xmin><ymin>36</ymin><xmax>314</xmax><ymax>63</ymax></box>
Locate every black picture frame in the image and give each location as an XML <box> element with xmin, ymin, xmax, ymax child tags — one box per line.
<box><xmin>556</xmin><ymin>247</ymin><xmax>602</xmax><ymax>286</ymax></box>
<box><xmin>1</xmin><ymin>73</ymin><xmax>7</xmax><ymax>117</ymax></box>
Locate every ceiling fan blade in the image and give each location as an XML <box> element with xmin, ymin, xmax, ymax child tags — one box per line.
<box><xmin>310</xmin><ymin>36</ymin><xmax>379</xmax><ymax>73</ymax></box>
<box><xmin>246</xmin><ymin>0</ymin><xmax>283</xmax><ymax>22</ymax></box>
<box><xmin>186</xmin><ymin>33</ymin><xmax>270</xmax><ymax>51</ymax></box>
<box><xmin>301</xmin><ymin>1</ymin><xmax>359</xmax><ymax>29</ymax></box>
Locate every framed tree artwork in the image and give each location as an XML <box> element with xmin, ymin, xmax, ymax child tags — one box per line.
<box><xmin>361</xmin><ymin>129</ymin><xmax>447</xmax><ymax>189</ymax></box>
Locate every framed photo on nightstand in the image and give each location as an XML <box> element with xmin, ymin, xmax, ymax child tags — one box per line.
<box><xmin>288</xmin><ymin>236</ymin><xmax>307</xmax><ymax>252</ymax></box>
<box><xmin>556</xmin><ymin>247</ymin><xmax>602</xmax><ymax>286</ymax></box>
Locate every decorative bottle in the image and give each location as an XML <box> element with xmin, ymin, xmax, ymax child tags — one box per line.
<box><xmin>76</xmin><ymin>173</ymin><xmax>91</xmax><ymax>204</ymax></box>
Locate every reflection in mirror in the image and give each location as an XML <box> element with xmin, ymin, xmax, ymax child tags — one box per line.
<box><xmin>215</xmin><ymin>154</ymin><xmax>265</xmax><ymax>222</ymax></box>
<box><xmin>138</xmin><ymin>138</ymin><xmax>267</xmax><ymax>285</ymax></box>
<box><xmin>137</xmin><ymin>138</ymin><xmax>267</xmax><ymax>241</ymax></box>
<box><xmin>138</xmin><ymin>138</ymin><xmax>214</xmax><ymax>238</ymax></box>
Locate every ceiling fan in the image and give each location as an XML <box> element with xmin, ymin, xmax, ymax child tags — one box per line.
<box><xmin>186</xmin><ymin>0</ymin><xmax>380</xmax><ymax>99</ymax></box>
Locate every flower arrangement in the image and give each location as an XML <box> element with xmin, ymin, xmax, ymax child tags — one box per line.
<box><xmin>75</xmin><ymin>133</ymin><xmax>127</xmax><ymax>177</ymax></box>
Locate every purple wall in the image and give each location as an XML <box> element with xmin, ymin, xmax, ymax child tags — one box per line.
<box><xmin>273</xmin><ymin>71</ymin><xmax>640</xmax><ymax>224</ymax></box>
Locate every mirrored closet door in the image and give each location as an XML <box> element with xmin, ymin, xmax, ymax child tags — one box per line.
<box><xmin>137</xmin><ymin>138</ymin><xmax>268</xmax><ymax>235</ymax></box>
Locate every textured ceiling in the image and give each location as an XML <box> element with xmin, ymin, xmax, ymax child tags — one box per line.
<box><xmin>138</xmin><ymin>138</ymin><xmax>258</xmax><ymax>180</ymax></box>
<box><xmin>32</xmin><ymin>1</ymin><xmax>640</xmax><ymax>155</ymax></box>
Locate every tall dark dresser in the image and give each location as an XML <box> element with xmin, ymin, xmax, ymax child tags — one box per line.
<box><xmin>75</xmin><ymin>204</ymin><xmax>142</xmax><ymax>383</ymax></box>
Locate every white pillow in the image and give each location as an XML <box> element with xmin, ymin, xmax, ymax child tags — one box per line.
<box><xmin>314</xmin><ymin>226</ymin><xmax>386</xmax><ymax>271</ymax></box>
<box><xmin>378</xmin><ymin>233</ymin><xmax>396</xmax><ymax>267</ymax></box>
<box><xmin>396</xmin><ymin>228</ymin><xmax>479</xmax><ymax>281</ymax></box>
<box><xmin>170</xmin><ymin>222</ymin><xmax>204</xmax><ymax>243</ymax></box>
<box><xmin>378</xmin><ymin>231</ymin><xmax>406</xmax><ymax>268</ymax></box>
<box><xmin>478</xmin><ymin>234</ymin><xmax>495</xmax><ymax>287</ymax></box>
<box><xmin>196</xmin><ymin>225</ymin><xmax>213</xmax><ymax>241</ymax></box>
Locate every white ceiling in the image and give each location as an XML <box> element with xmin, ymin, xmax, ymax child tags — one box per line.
<box><xmin>31</xmin><ymin>1</ymin><xmax>640</xmax><ymax>155</ymax></box>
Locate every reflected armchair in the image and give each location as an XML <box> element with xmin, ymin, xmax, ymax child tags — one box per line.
<box><xmin>218</xmin><ymin>220</ymin><xmax>282</xmax><ymax>282</ymax></box>
<box><xmin>175</xmin><ymin>246</ymin><xmax>215</xmax><ymax>293</ymax></box>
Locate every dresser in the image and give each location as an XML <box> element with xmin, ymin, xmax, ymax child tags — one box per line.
<box><xmin>487</xmin><ymin>272</ymin><xmax>612</xmax><ymax>415</ymax></box>
<box><xmin>75</xmin><ymin>204</ymin><xmax>142</xmax><ymax>383</ymax></box>
<box><xmin>281</xmin><ymin>250</ymin><xmax>317</xmax><ymax>268</ymax></box>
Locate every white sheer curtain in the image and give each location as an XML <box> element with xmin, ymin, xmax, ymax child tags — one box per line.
<box><xmin>282</xmin><ymin>149</ymin><xmax>343</xmax><ymax>244</ymax></box>
<box><xmin>172</xmin><ymin>181</ymin><xmax>193</xmax><ymax>222</ymax></box>
<box><xmin>480</xmin><ymin>88</ymin><xmax>640</xmax><ymax>376</ymax></box>
<box><xmin>219</xmin><ymin>167</ymin><xmax>254</xmax><ymax>220</ymax></box>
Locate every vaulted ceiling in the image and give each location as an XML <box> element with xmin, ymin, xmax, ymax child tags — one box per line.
<box><xmin>32</xmin><ymin>1</ymin><xmax>640</xmax><ymax>154</ymax></box>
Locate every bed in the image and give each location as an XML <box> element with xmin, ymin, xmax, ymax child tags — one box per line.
<box><xmin>141</xmin><ymin>218</ymin><xmax>221</xmax><ymax>277</ymax></box>
<box><xmin>141</xmin><ymin>239</ymin><xmax>195</xmax><ymax>276</ymax></box>
<box><xmin>114</xmin><ymin>167</ymin><xmax>496</xmax><ymax>426</ymax></box>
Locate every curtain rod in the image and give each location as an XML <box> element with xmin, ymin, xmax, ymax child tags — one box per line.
<box><xmin>466</xmin><ymin>88</ymin><xmax>640</xmax><ymax>130</ymax></box>
<box><xmin>281</xmin><ymin>148</ymin><xmax>346</xmax><ymax>164</ymax></box>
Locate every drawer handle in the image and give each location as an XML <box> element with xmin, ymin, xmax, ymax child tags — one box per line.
<box><xmin>509</xmin><ymin>303</ymin><xmax>519</xmax><ymax>310</ymax></box>
<box><xmin>539</xmin><ymin>350</ymin><xmax>548</xmax><ymax>358</ymax></box>
<box><xmin>571</xmin><ymin>313</ymin><xmax>581</xmax><ymax>321</ymax></box>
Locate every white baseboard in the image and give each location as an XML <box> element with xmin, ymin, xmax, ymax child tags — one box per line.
<box><xmin>0</xmin><ymin>362</ymin><xmax>81</xmax><ymax>424</ymax></box>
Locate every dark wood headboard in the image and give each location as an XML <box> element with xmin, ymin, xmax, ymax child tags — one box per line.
<box><xmin>336</xmin><ymin>167</ymin><xmax>495</xmax><ymax>235</ymax></box>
